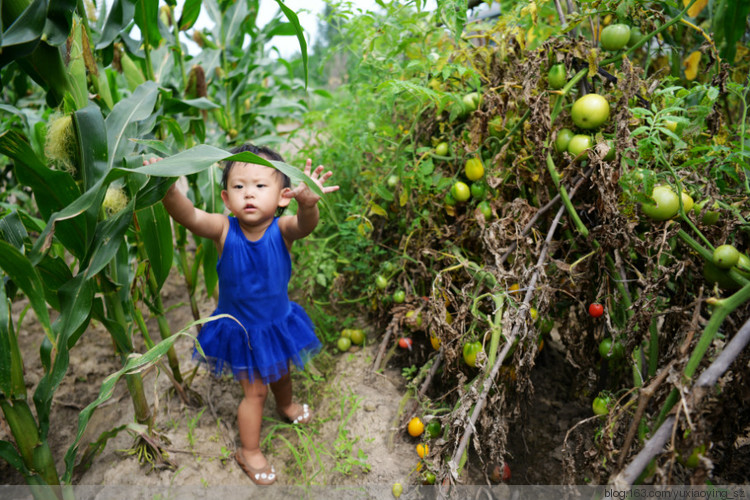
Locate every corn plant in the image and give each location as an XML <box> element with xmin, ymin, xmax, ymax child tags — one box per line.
<box><xmin>0</xmin><ymin>0</ymin><xmax>313</xmax><ymax>490</ymax></box>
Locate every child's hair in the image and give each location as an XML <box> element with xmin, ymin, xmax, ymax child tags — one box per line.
<box><xmin>222</xmin><ymin>143</ymin><xmax>292</xmax><ymax>216</ymax></box>
<box><xmin>222</xmin><ymin>143</ymin><xmax>291</xmax><ymax>190</ymax></box>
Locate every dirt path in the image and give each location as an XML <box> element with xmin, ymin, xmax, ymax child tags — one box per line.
<box><xmin>0</xmin><ymin>269</ymin><xmax>418</xmax><ymax>490</ymax></box>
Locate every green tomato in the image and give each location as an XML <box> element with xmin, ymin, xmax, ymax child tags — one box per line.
<box><xmin>462</xmin><ymin>341</ymin><xmax>483</xmax><ymax>367</ymax></box>
<box><xmin>537</xmin><ymin>317</ymin><xmax>554</xmax><ymax>335</ymax></box>
<box><xmin>570</xmin><ymin>94</ymin><xmax>610</xmax><ymax>130</ymax></box>
<box><xmin>703</xmin><ymin>261</ymin><xmax>740</xmax><ymax>291</ymax></box>
<box><xmin>555</xmin><ymin>128</ymin><xmax>575</xmax><ymax>153</ymax></box>
<box><xmin>337</xmin><ymin>336</ymin><xmax>352</xmax><ymax>352</ymax></box>
<box><xmin>451</xmin><ymin>181</ymin><xmax>471</xmax><ymax>202</ymax></box>
<box><xmin>713</xmin><ymin>244</ymin><xmax>740</xmax><ymax>269</ymax></box>
<box><xmin>426</xmin><ymin>419</ymin><xmax>442</xmax><ymax>439</ymax></box>
<box><xmin>444</xmin><ymin>191</ymin><xmax>457</xmax><ymax>206</ymax></box>
<box><xmin>736</xmin><ymin>253</ymin><xmax>750</xmax><ymax>278</ymax></box>
<box><xmin>393</xmin><ymin>290</ymin><xmax>406</xmax><ymax>303</ymax></box>
<box><xmin>477</xmin><ymin>200</ymin><xmax>492</xmax><ymax>219</ymax></box>
<box><xmin>548</xmin><ymin>63</ymin><xmax>567</xmax><ymax>89</ymax></box>
<box><xmin>592</xmin><ymin>396</ymin><xmax>610</xmax><ymax>416</ymax></box>
<box><xmin>435</xmin><ymin>142</ymin><xmax>449</xmax><ymax>156</ymax></box>
<box><xmin>627</xmin><ymin>27</ymin><xmax>644</xmax><ymax>48</ymax></box>
<box><xmin>422</xmin><ymin>471</ymin><xmax>436</xmax><ymax>485</ymax></box>
<box><xmin>375</xmin><ymin>275</ymin><xmax>389</xmax><ymax>290</ymax></box>
<box><xmin>693</xmin><ymin>199</ymin><xmax>720</xmax><ymax>225</ymax></box>
<box><xmin>470</xmin><ymin>182</ymin><xmax>487</xmax><ymax>199</ymax></box>
<box><xmin>599</xmin><ymin>338</ymin><xmax>624</xmax><ymax>360</ymax></box>
<box><xmin>463</xmin><ymin>92</ymin><xmax>480</xmax><ymax>110</ymax></box>
<box><xmin>567</xmin><ymin>134</ymin><xmax>594</xmax><ymax>158</ymax></box>
<box><xmin>600</xmin><ymin>24</ymin><xmax>631</xmax><ymax>51</ymax></box>
<box><xmin>387</xmin><ymin>175</ymin><xmax>399</xmax><ymax>188</ymax></box>
<box><xmin>349</xmin><ymin>329</ymin><xmax>365</xmax><ymax>346</ymax></box>
<box><xmin>392</xmin><ymin>482</ymin><xmax>403</xmax><ymax>498</ymax></box>
<box><xmin>641</xmin><ymin>185</ymin><xmax>680</xmax><ymax>221</ymax></box>
<box><xmin>603</xmin><ymin>140</ymin><xmax>615</xmax><ymax>161</ymax></box>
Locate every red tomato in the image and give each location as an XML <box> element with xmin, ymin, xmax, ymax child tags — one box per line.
<box><xmin>398</xmin><ymin>337</ymin><xmax>413</xmax><ymax>350</ymax></box>
<box><xmin>588</xmin><ymin>303</ymin><xmax>604</xmax><ymax>318</ymax></box>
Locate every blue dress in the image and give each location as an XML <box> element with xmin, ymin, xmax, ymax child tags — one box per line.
<box><xmin>193</xmin><ymin>216</ymin><xmax>320</xmax><ymax>384</ymax></box>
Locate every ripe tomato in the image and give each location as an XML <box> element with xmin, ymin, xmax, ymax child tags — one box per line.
<box><xmin>555</xmin><ymin>128</ymin><xmax>575</xmax><ymax>153</ymax></box>
<box><xmin>407</xmin><ymin>417</ymin><xmax>424</xmax><ymax>437</ymax></box>
<box><xmin>375</xmin><ymin>275</ymin><xmax>389</xmax><ymax>290</ymax></box>
<box><xmin>451</xmin><ymin>181</ymin><xmax>471</xmax><ymax>202</ymax></box>
<box><xmin>416</xmin><ymin>443</ymin><xmax>429</xmax><ymax>458</ymax></box>
<box><xmin>600</xmin><ymin>23</ymin><xmax>631</xmax><ymax>51</ymax></box>
<box><xmin>567</xmin><ymin>134</ymin><xmax>594</xmax><ymax>158</ymax></box>
<box><xmin>398</xmin><ymin>337</ymin><xmax>413</xmax><ymax>350</ymax></box>
<box><xmin>641</xmin><ymin>185</ymin><xmax>680</xmax><ymax>221</ymax></box>
<box><xmin>588</xmin><ymin>303</ymin><xmax>604</xmax><ymax>318</ymax></box>
<box><xmin>489</xmin><ymin>462</ymin><xmax>511</xmax><ymax>482</ymax></box>
<box><xmin>393</xmin><ymin>290</ymin><xmax>406</xmax><ymax>303</ymax></box>
<box><xmin>548</xmin><ymin>63</ymin><xmax>567</xmax><ymax>89</ymax></box>
<box><xmin>435</xmin><ymin>142</ymin><xmax>449</xmax><ymax>156</ymax></box>
<box><xmin>713</xmin><ymin>244</ymin><xmax>740</xmax><ymax>269</ymax></box>
<box><xmin>462</xmin><ymin>341</ymin><xmax>483</xmax><ymax>367</ymax></box>
<box><xmin>465</xmin><ymin>157</ymin><xmax>484</xmax><ymax>181</ymax></box>
<box><xmin>592</xmin><ymin>395</ymin><xmax>610</xmax><ymax>416</ymax></box>
<box><xmin>337</xmin><ymin>336</ymin><xmax>352</xmax><ymax>352</ymax></box>
<box><xmin>570</xmin><ymin>94</ymin><xmax>610</xmax><ymax>129</ymax></box>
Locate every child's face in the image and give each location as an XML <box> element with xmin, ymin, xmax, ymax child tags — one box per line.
<box><xmin>221</xmin><ymin>162</ymin><xmax>290</xmax><ymax>225</ymax></box>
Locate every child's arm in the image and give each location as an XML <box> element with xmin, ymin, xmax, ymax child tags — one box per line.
<box><xmin>145</xmin><ymin>158</ymin><xmax>227</xmax><ymax>242</ymax></box>
<box><xmin>279</xmin><ymin>159</ymin><xmax>338</xmax><ymax>244</ymax></box>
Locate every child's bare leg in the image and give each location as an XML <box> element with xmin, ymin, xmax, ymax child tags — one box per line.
<box><xmin>238</xmin><ymin>377</ymin><xmax>269</xmax><ymax>469</ymax></box>
<box><xmin>270</xmin><ymin>371</ymin><xmax>309</xmax><ymax>422</ymax></box>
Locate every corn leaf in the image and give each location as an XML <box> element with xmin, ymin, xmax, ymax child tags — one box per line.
<box><xmin>0</xmin><ymin>0</ymin><xmax>46</xmax><ymax>69</ymax></box>
<box><xmin>96</xmin><ymin>0</ymin><xmax>136</xmax><ymax>49</ymax></box>
<box><xmin>178</xmin><ymin>0</ymin><xmax>202</xmax><ymax>31</ymax></box>
<box><xmin>83</xmin><ymin>198</ymin><xmax>135</xmax><ymax>279</ymax></box>
<box><xmin>0</xmin><ymin>130</ymin><xmax>87</xmax><ymax>259</ymax></box>
<box><xmin>274</xmin><ymin>0</ymin><xmax>307</xmax><ymax>88</ymax></box>
<box><xmin>0</xmin><ymin>241</ymin><xmax>53</xmax><ymax>337</ymax></box>
<box><xmin>105</xmin><ymin>81</ymin><xmax>159</xmax><ymax>171</ymax></box>
<box><xmin>135</xmin><ymin>204</ymin><xmax>173</xmax><ymax>290</ymax></box>
<box><xmin>44</xmin><ymin>0</ymin><xmax>76</xmax><ymax>45</ymax></box>
<box><xmin>134</xmin><ymin>0</ymin><xmax>161</xmax><ymax>49</ymax></box>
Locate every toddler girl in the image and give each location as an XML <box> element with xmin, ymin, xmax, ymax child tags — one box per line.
<box><xmin>156</xmin><ymin>143</ymin><xmax>338</xmax><ymax>485</ymax></box>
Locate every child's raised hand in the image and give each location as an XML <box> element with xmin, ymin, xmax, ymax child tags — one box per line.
<box><xmin>283</xmin><ymin>159</ymin><xmax>339</xmax><ymax>208</ymax></box>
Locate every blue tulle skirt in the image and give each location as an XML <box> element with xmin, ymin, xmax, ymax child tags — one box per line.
<box><xmin>193</xmin><ymin>302</ymin><xmax>320</xmax><ymax>385</ymax></box>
